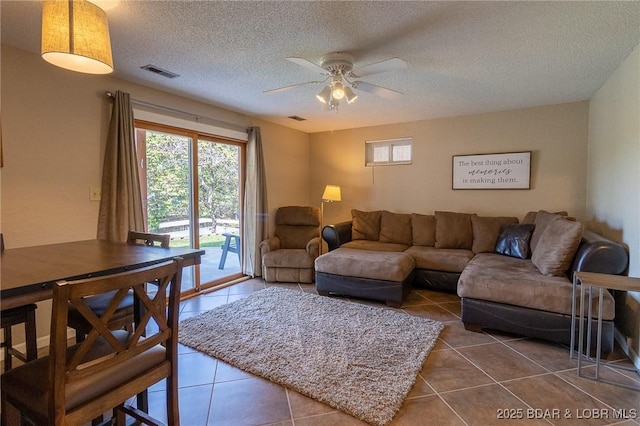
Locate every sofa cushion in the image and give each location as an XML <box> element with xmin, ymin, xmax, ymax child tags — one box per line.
<box><xmin>275</xmin><ymin>206</ymin><xmax>320</xmax><ymax>226</ymax></box>
<box><xmin>273</xmin><ymin>206</ymin><xmax>320</xmax><ymax>249</ymax></box>
<box><xmin>495</xmin><ymin>223</ymin><xmax>535</xmax><ymax>259</ymax></box>
<box><xmin>275</xmin><ymin>226</ymin><xmax>319</xmax><ymax>249</ymax></box>
<box><xmin>404</xmin><ymin>246</ymin><xmax>474</xmax><ymax>273</ymax></box>
<box><xmin>379</xmin><ymin>211</ymin><xmax>412</xmax><ymax>245</ymax></box>
<box><xmin>471</xmin><ymin>216</ymin><xmax>519</xmax><ymax>253</ymax></box>
<box><xmin>532</xmin><ymin>217</ymin><xmax>584</xmax><ymax>277</ymax></box>
<box><xmin>522</xmin><ymin>211</ymin><xmax>538</xmax><ymax>224</ymax></box>
<box><xmin>351</xmin><ymin>209</ymin><xmax>381</xmax><ymax>241</ymax></box>
<box><xmin>262</xmin><ymin>249</ymin><xmax>315</xmax><ymax>268</ymax></box>
<box><xmin>341</xmin><ymin>240</ymin><xmax>409</xmax><ymax>252</ymax></box>
<box><xmin>315</xmin><ymin>248</ymin><xmax>415</xmax><ymax>282</ymax></box>
<box><xmin>434</xmin><ymin>211</ymin><xmax>475</xmax><ymax>250</ymax></box>
<box><xmin>522</xmin><ymin>210</ymin><xmax>568</xmax><ymax>225</ymax></box>
<box><xmin>458</xmin><ymin>253</ymin><xmax>614</xmax><ymax>319</ymax></box>
<box><xmin>411</xmin><ymin>214</ymin><xmax>436</xmax><ymax>246</ymax></box>
<box><xmin>530</xmin><ymin>210</ymin><xmax>568</xmax><ymax>252</ymax></box>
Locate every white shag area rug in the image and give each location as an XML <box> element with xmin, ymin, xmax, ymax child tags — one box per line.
<box><xmin>178</xmin><ymin>287</ymin><xmax>444</xmax><ymax>426</ymax></box>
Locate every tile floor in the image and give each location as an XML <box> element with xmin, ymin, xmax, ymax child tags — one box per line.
<box><xmin>142</xmin><ymin>278</ymin><xmax>640</xmax><ymax>426</ymax></box>
<box><xmin>7</xmin><ymin>278</ymin><xmax>639</xmax><ymax>425</ymax></box>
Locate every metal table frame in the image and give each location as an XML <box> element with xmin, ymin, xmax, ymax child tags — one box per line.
<box><xmin>570</xmin><ymin>271</ymin><xmax>640</xmax><ymax>390</ymax></box>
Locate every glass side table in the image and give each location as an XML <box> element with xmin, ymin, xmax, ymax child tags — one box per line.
<box><xmin>570</xmin><ymin>271</ymin><xmax>640</xmax><ymax>390</ymax></box>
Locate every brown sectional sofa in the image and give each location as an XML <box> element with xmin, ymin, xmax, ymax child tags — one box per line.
<box><xmin>319</xmin><ymin>209</ymin><xmax>629</xmax><ymax>352</ymax></box>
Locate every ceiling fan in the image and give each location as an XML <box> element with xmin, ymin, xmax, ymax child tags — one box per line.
<box><xmin>264</xmin><ymin>52</ymin><xmax>407</xmax><ymax>110</ymax></box>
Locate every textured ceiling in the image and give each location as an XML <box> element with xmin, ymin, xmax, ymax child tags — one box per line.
<box><xmin>2</xmin><ymin>1</ymin><xmax>640</xmax><ymax>133</ymax></box>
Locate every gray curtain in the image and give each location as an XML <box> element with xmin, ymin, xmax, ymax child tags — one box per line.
<box><xmin>242</xmin><ymin>126</ymin><xmax>268</xmax><ymax>276</ymax></box>
<box><xmin>97</xmin><ymin>90</ymin><xmax>145</xmax><ymax>242</ymax></box>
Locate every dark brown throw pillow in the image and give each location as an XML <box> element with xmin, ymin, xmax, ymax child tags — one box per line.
<box><xmin>495</xmin><ymin>223</ymin><xmax>535</xmax><ymax>259</ymax></box>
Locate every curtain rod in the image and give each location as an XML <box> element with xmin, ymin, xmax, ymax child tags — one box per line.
<box><xmin>106</xmin><ymin>91</ymin><xmax>248</xmax><ymax>134</ymax></box>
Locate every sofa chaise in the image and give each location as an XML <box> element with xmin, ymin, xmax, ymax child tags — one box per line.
<box><xmin>319</xmin><ymin>209</ymin><xmax>628</xmax><ymax>352</ymax></box>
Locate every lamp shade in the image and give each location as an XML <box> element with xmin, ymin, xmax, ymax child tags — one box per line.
<box><xmin>41</xmin><ymin>0</ymin><xmax>114</xmax><ymax>74</ymax></box>
<box><xmin>322</xmin><ymin>185</ymin><xmax>341</xmax><ymax>202</ymax></box>
<box><xmin>316</xmin><ymin>86</ymin><xmax>331</xmax><ymax>104</ymax></box>
<box><xmin>344</xmin><ymin>86</ymin><xmax>358</xmax><ymax>104</ymax></box>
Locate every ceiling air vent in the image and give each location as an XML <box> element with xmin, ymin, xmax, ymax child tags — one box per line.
<box><xmin>288</xmin><ymin>115</ymin><xmax>306</xmax><ymax>121</ymax></box>
<box><xmin>140</xmin><ymin>64</ymin><xmax>180</xmax><ymax>79</ymax></box>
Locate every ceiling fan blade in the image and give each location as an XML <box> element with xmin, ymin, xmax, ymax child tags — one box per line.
<box><xmin>351</xmin><ymin>57</ymin><xmax>407</xmax><ymax>77</ymax></box>
<box><xmin>263</xmin><ymin>80</ymin><xmax>323</xmax><ymax>94</ymax></box>
<box><xmin>286</xmin><ymin>57</ymin><xmax>327</xmax><ymax>74</ymax></box>
<box><xmin>352</xmin><ymin>81</ymin><xmax>403</xmax><ymax>99</ymax></box>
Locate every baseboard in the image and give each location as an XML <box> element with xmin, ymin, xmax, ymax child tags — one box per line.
<box><xmin>614</xmin><ymin>327</ymin><xmax>640</xmax><ymax>370</ymax></box>
<box><xmin>0</xmin><ymin>329</ymin><xmax>76</xmax><ymax>363</ymax></box>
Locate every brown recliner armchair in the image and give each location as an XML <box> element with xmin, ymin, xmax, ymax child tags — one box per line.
<box><xmin>260</xmin><ymin>206</ymin><xmax>321</xmax><ymax>283</ymax></box>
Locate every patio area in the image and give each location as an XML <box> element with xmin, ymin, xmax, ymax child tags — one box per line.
<box><xmin>168</xmin><ymin>228</ymin><xmax>242</xmax><ymax>291</ymax></box>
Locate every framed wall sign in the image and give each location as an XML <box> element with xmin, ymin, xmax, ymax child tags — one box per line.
<box><xmin>452</xmin><ymin>151</ymin><xmax>531</xmax><ymax>189</ymax></box>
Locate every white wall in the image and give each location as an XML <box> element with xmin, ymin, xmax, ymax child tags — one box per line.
<box><xmin>587</xmin><ymin>43</ymin><xmax>640</xmax><ymax>363</ymax></box>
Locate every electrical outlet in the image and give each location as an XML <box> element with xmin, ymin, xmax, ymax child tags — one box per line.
<box><xmin>90</xmin><ymin>186</ymin><xmax>102</xmax><ymax>201</ymax></box>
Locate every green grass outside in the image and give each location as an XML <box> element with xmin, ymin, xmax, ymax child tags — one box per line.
<box><xmin>169</xmin><ymin>234</ymin><xmax>226</xmax><ymax>248</ymax></box>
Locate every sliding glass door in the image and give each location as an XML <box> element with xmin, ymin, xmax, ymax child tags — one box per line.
<box><xmin>135</xmin><ymin>121</ymin><xmax>245</xmax><ymax>296</ymax></box>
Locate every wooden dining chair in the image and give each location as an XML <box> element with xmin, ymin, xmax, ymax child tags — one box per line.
<box><xmin>0</xmin><ymin>258</ymin><xmax>184</xmax><ymax>426</ymax></box>
<box><xmin>68</xmin><ymin>231</ymin><xmax>171</xmax><ymax>343</ymax></box>
<box><xmin>128</xmin><ymin>231</ymin><xmax>171</xmax><ymax>248</ymax></box>
<box><xmin>1</xmin><ymin>305</ymin><xmax>38</xmax><ymax>372</ymax></box>
<box><xmin>0</xmin><ymin>233</ymin><xmax>39</xmax><ymax>372</ymax></box>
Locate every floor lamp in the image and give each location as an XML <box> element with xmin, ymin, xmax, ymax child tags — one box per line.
<box><xmin>320</xmin><ymin>185</ymin><xmax>341</xmax><ymax>255</ymax></box>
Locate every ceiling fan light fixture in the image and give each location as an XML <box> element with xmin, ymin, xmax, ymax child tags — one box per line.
<box><xmin>344</xmin><ymin>86</ymin><xmax>358</xmax><ymax>104</ymax></box>
<box><xmin>329</xmin><ymin>95</ymin><xmax>340</xmax><ymax>110</ymax></box>
<box><xmin>316</xmin><ymin>85</ymin><xmax>331</xmax><ymax>104</ymax></box>
<box><xmin>331</xmin><ymin>81</ymin><xmax>346</xmax><ymax>100</ymax></box>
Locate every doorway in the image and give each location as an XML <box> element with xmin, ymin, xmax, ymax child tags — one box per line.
<box><xmin>135</xmin><ymin>121</ymin><xmax>245</xmax><ymax>296</ymax></box>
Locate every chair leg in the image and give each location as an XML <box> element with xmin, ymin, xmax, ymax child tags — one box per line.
<box><xmin>118</xmin><ymin>403</ymin><xmax>164</xmax><ymax>426</ymax></box>
<box><xmin>24</xmin><ymin>308</ymin><xmax>38</xmax><ymax>362</ymax></box>
<box><xmin>115</xmin><ymin>405</ymin><xmax>127</xmax><ymax>425</ymax></box>
<box><xmin>167</xmin><ymin>374</ymin><xmax>180</xmax><ymax>426</ymax></box>
<box><xmin>1</xmin><ymin>398</ymin><xmax>22</xmax><ymax>426</ymax></box>
<box><xmin>91</xmin><ymin>414</ymin><xmax>105</xmax><ymax>425</ymax></box>
<box><xmin>219</xmin><ymin>236</ymin><xmax>231</xmax><ymax>269</ymax></box>
<box><xmin>136</xmin><ymin>390</ymin><xmax>148</xmax><ymax>414</ymax></box>
<box><xmin>3</xmin><ymin>326</ymin><xmax>13</xmax><ymax>371</ymax></box>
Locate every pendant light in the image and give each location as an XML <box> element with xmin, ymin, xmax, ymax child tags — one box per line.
<box><xmin>41</xmin><ymin>0</ymin><xmax>114</xmax><ymax>74</ymax></box>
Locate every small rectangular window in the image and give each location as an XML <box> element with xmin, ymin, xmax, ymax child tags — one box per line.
<box><xmin>373</xmin><ymin>145</ymin><xmax>389</xmax><ymax>162</ymax></box>
<box><xmin>365</xmin><ymin>137</ymin><xmax>412</xmax><ymax>166</ymax></box>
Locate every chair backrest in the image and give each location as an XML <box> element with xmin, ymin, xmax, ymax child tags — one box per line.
<box><xmin>49</xmin><ymin>258</ymin><xmax>183</xmax><ymax>424</ymax></box>
<box><xmin>128</xmin><ymin>231</ymin><xmax>171</xmax><ymax>248</ymax></box>
<box><xmin>274</xmin><ymin>206</ymin><xmax>320</xmax><ymax>249</ymax></box>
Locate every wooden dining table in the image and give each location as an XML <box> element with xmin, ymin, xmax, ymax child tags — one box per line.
<box><xmin>1</xmin><ymin>239</ymin><xmax>205</xmax><ymax>309</ymax></box>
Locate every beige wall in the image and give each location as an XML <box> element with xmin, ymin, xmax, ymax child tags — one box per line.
<box><xmin>1</xmin><ymin>45</ymin><xmax>310</xmax><ymax>342</ymax></box>
<box><xmin>310</xmin><ymin>102</ymin><xmax>590</xmax><ymax>225</ymax></box>
<box><xmin>587</xmin><ymin>43</ymin><xmax>640</xmax><ymax>364</ymax></box>
<box><xmin>1</xmin><ymin>45</ymin><xmax>311</xmax><ymax>248</ymax></box>
<box><xmin>3</xmin><ymin>41</ymin><xmax>638</xmax><ymax>362</ymax></box>
<box><xmin>249</xmin><ymin>118</ymin><xmax>311</xmax><ymax>234</ymax></box>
